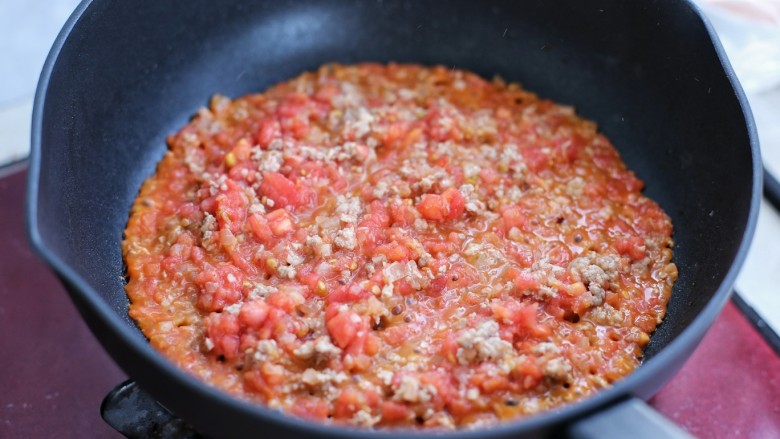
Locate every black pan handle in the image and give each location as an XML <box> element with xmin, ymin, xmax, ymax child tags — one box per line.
<box><xmin>101</xmin><ymin>380</ymin><xmax>202</xmax><ymax>439</ymax></box>
<box><xmin>764</xmin><ymin>167</ymin><xmax>780</xmax><ymax>213</ymax></box>
<box><xmin>565</xmin><ymin>397</ymin><xmax>694</xmax><ymax>439</ymax></box>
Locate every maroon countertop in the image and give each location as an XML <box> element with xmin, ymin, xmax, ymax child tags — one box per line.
<box><xmin>2</xmin><ymin>167</ymin><xmax>779</xmax><ymax>438</ymax></box>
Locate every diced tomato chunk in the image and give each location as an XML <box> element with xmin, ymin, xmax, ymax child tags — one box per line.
<box><xmin>267</xmin><ymin>289</ymin><xmax>304</xmax><ymax>313</ymax></box>
<box><xmin>382</xmin><ymin>121</ymin><xmax>410</xmax><ymax>146</ymax></box>
<box><xmin>443</xmin><ymin>187</ymin><xmax>465</xmax><ymax>218</ymax></box>
<box><xmin>266</xmin><ymin>208</ymin><xmax>296</xmax><ymax>236</ymax></box>
<box><xmin>501</xmin><ymin>206</ymin><xmax>528</xmax><ymax>232</ymax></box>
<box><xmin>329</xmin><ymin>283</ymin><xmax>369</xmax><ymax>304</ymax></box>
<box><xmin>492</xmin><ymin>301</ymin><xmax>549</xmax><ymax>338</ymax></box>
<box><xmin>215</xmin><ymin>180</ymin><xmax>248</xmax><ymax>234</ymax></box>
<box><xmin>290</xmin><ymin>397</ymin><xmax>330</xmax><ymax>420</ymax></box>
<box><xmin>522</xmin><ymin>146</ymin><xmax>549</xmax><ymax>171</ymax></box>
<box><xmin>381</xmin><ymin>325</ymin><xmax>412</xmax><ymax>347</ymax></box>
<box><xmin>239</xmin><ymin>300</ymin><xmax>269</xmax><ymax>329</ymax></box>
<box><xmin>615</xmin><ymin>236</ymin><xmax>647</xmax><ymax>261</ymax></box>
<box><xmin>417</xmin><ymin>194</ymin><xmax>446</xmax><ymax>221</ymax></box>
<box><xmin>440</xmin><ymin>333</ymin><xmax>459</xmax><ymax>363</ymax></box>
<box><xmin>229</xmin><ymin>138</ymin><xmax>252</xmax><ymax>162</ymax></box>
<box><xmin>376</xmin><ymin>242</ymin><xmax>411</xmax><ymax>262</ymax></box>
<box><xmin>506</xmin><ymin>268</ymin><xmax>540</xmax><ymax>292</ymax></box>
<box><xmin>479</xmin><ymin>168</ymin><xmax>500</xmax><ymax>184</ymax></box>
<box><xmin>333</xmin><ymin>388</ymin><xmax>364</xmax><ymax>419</ymax></box>
<box><xmin>381</xmin><ymin>401</ymin><xmax>412</xmax><ymax>422</ymax></box>
<box><xmin>194</xmin><ymin>266</ymin><xmax>245</xmax><ymax>312</ymax></box>
<box><xmin>256</xmin><ymin>118</ymin><xmax>281</xmax><ymax>147</ymax></box>
<box><xmin>512</xmin><ymin>357</ymin><xmax>544</xmax><ymax>389</ymax></box>
<box><xmin>260</xmin><ymin>172</ymin><xmax>314</xmax><ymax>210</ymax></box>
<box><xmin>327</xmin><ymin>308</ymin><xmax>363</xmax><ymax>349</ymax></box>
<box><xmin>416</xmin><ymin>188</ymin><xmax>465</xmax><ymax>221</ymax></box>
<box><xmin>389</xmin><ymin>201</ymin><xmax>417</xmax><ymax>227</ymax></box>
<box><xmin>205</xmin><ymin>312</ymin><xmax>241</xmax><ymax>360</ymax></box>
<box><xmin>247</xmin><ymin>213</ymin><xmax>273</xmax><ymax>242</ymax></box>
<box><xmin>479</xmin><ymin>375</ymin><xmax>510</xmax><ymax>393</ymax></box>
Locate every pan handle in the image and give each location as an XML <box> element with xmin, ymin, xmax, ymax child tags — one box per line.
<box><xmin>101</xmin><ymin>380</ymin><xmax>200</xmax><ymax>438</ymax></box>
<box><xmin>565</xmin><ymin>397</ymin><xmax>694</xmax><ymax>439</ymax></box>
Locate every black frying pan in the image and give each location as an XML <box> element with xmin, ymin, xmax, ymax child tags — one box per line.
<box><xmin>27</xmin><ymin>0</ymin><xmax>760</xmax><ymax>437</ymax></box>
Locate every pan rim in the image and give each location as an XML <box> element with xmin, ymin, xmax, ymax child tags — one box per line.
<box><xmin>25</xmin><ymin>0</ymin><xmax>762</xmax><ymax>437</ymax></box>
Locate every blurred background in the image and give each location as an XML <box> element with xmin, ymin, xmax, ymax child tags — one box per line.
<box><xmin>0</xmin><ymin>0</ymin><xmax>79</xmax><ymax>166</ymax></box>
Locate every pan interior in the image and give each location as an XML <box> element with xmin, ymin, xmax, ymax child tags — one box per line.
<box><xmin>34</xmin><ymin>0</ymin><xmax>752</xmax><ymax>406</ymax></box>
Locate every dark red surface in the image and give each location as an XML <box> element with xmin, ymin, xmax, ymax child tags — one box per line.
<box><xmin>0</xmin><ymin>167</ymin><xmax>125</xmax><ymax>438</ymax></box>
<box><xmin>2</xmin><ymin>166</ymin><xmax>779</xmax><ymax>438</ymax></box>
<box><xmin>651</xmin><ymin>303</ymin><xmax>780</xmax><ymax>439</ymax></box>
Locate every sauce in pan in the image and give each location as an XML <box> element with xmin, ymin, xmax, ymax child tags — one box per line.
<box><xmin>123</xmin><ymin>64</ymin><xmax>677</xmax><ymax>429</ymax></box>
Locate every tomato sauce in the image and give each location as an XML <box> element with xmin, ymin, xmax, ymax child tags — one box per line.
<box><xmin>123</xmin><ymin>64</ymin><xmax>677</xmax><ymax>429</ymax></box>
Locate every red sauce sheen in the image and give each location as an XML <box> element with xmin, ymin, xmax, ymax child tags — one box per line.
<box><xmin>123</xmin><ymin>64</ymin><xmax>677</xmax><ymax>429</ymax></box>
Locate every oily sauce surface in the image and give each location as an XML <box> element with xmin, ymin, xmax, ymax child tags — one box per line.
<box><xmin>123</xmin><ymin>64</ymin><xmax>677</xmax><ymax>429</ymax></box>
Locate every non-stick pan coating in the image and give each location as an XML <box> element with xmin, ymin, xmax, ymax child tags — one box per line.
<box><xmin>28</xmin><ymin>0</ymin><xmax>759</xmax><ymax>437</ymax></box>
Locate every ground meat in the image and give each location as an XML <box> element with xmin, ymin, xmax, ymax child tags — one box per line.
<box><xmin>393</xmin><ymin>374</ymin><xmax>436</xmax><ymax>404</ymax></box>
<box><xmin>569</xmin><ymin>253</ymin><xmax>622</xmax><ymax>308</ymax></box>
<box><xmin>123</xmin><ymin>63</ymin><xmax>677</xmax><ymax>430</ymax></box>
<box><xmin>333</xmin><ymin>227</ymin><xmax>357</xmax><ymax>250</ymax></box>
<box><xmin>456</xmin><ymin>320</ymin><xmax>515</xmax><ymax>365</ymax></box>
<box><xmin>293</xmin><ymin>335</ymin><xmax>342</xmax><ymax>362</ymax></box>
<box><xmin>542</xmin><ymin>357</ymin><xmax>573</xmax><ymax>383</ymax></box>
